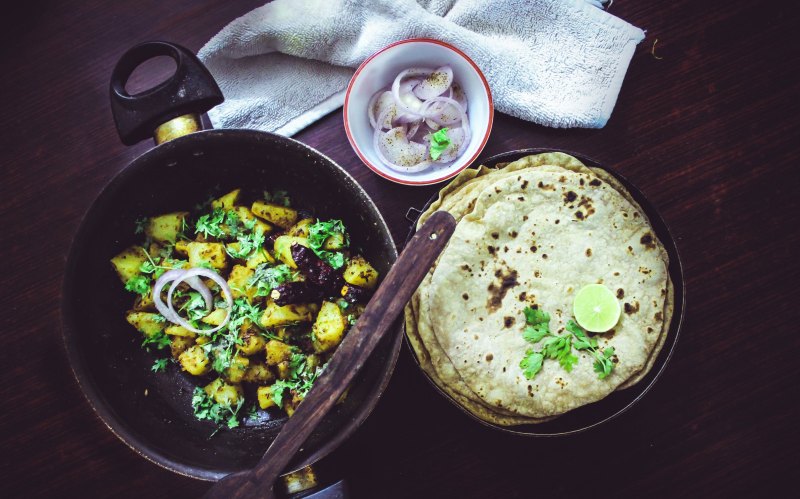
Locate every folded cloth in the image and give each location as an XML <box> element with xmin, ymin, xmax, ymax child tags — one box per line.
<box><xmin>198</xmin><ymin>0</ymin><xmax>644</xmax><ymax>136</ymax></box>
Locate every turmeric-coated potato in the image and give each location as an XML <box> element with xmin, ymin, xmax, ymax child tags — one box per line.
<box><xmin>211</xmin><ymin>189</ymin><xmax>241</xmax><ymax>210</ymax></box>
<box><xmin>312</xmin><ymin>301</ymin><xmax>347</xmax><ymax>353</ymax></box>
<box><xmin>224</xmin><ymin>354</ymin><xmax>250</xmax><ymax>384</ymax></box>
<box><xmin>204</xmin><ymin>378</ymin><xmax>242</xmax><ymax>406</ymax></box>
<box><xmin>111</xmin><ymin>246</ymin><xmax>148</xmax><ymax>284</ymax></box>
<box><xmin>260</xmin><ymin>300</ymin><xmax>315</xmax><ymax>328</ymax></box>
<box><xmin>187</xmin><ymin>241</ymin><xmax>228</xmax><ymax>271</ymax></box>
<box><xmin>179</xmin><ymin>345</ymin><xmax>210</xmax><ymax>375</ymax></box>
<box><xmin>227</xmin><ymin>265</ymin><xmax>257</xmax><ymax>301</ymax></box>
<box><xmin>272</xmin><ymin>235</ymin><xmax>308</xmax><ymax>269</ymax></box>
<box><xmin>126</xmin><ymin>311</ymin><xmax>165</xmax><ymax>337</ymax></box>
<box><xmin>287</xmin><ymin>218</ymin><xmax>315</xmax><ymax>238</ymax></box>
<box><xmin>243</xmin><ymin>362</ymin><xmax>275</xmax><ymax>384</ymax></box>
<box><xmin>237</xmin><ymin>328</ymin><xmax>267</xmax><ymax>356</ymax></box>
<box><xmin>342</xmin><ymin>255</ymin><xmax>379</xmax><ymax>290</ymax></box>
<box><xmin>170</xmin><ymin>335</ymin><xmax>194</xmax><ymax>359</ymax></box>
<box><xmin>251</xmin><ymin>201</ymin><xmax>298</xmax><ymax>229</ymax></box>
<box><xmin>265</xmin><ymin>339</ymin><xmax>293</xmax><ymax>366</ymax></box>
<box><xmin>146</xmin><ymin>212</ymin><xmax>189</xmax><ymax>244</ymax></box>
<box><xmin>257</xmin><ymin>385</ymin><xmax>276</xmax><ymax>409</ymax></box>
<box><xmin>231</xmin><ymin>206</ymin><xmax>273</xmax><ymax>235</ymax></box>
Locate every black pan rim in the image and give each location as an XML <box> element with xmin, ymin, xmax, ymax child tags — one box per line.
<box><xmin>403</xmin><ymin>147</ymin><xmax>685</xmax><ymax>437</ymax></box>
<box><xmin>61</xmin><ymin>129</ymin><xmax>402</xmax><ymax>481</ymax></box>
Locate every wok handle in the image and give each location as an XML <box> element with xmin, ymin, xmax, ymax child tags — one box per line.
<box><xmin>109</xmin><ymin>40</ymin><xmax>223</xmax><ymax>145</ymax></box>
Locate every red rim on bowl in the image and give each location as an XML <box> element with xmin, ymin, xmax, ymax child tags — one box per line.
<box><xmin>344</xmin><ymin>38</ymin><xmax>494</xmax><ymax>186</ymax></box>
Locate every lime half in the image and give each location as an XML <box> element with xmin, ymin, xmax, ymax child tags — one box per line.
<box><xmin>573</xmin><ymin>284</ymin><xmax>621</xmax><ymax>333</ymax></box>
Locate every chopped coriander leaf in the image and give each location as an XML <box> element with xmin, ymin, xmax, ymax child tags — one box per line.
<box><xmin>141</xmin><ymin>330</ymin><xmax>171</xmax><ymax>351</ymax></box>
<box><xmin>307</xmin><ymin>219</ymin><xmax>349</xmax><ymax>269</ymax></box>
<box><xmin>249</xmin><ymin>263</ymin><xmax>294</xmax><ymax>296</ymax></box>
<box><xmin>125</xmin><ymin>275</ymin><xmax>151</xmax><ymax>296</ymax></box>
<box><xmin>318</xmin><ymin>251</ymin><xmax>345</xmax><ymax>269</ymax></box>
<box><xmin>179</xmin><ymin>291</ymin><xmax>209</xmax><ymax>321</ymax></box>
<box><xmin>519</xmin><ymin>350</ymin><xmax>544</xmax><ymax>379</ymax></box>
<box><xmin>195</xmin><ymin>208</ymin><xmax>227</xmax><ymax>239</ymax></box>
<box><xmin>524</xmin><ymin>307</ymin><xmax>550</xmax><ymax>326</ymax></box>
<box><xmin>270</xmin><ymin>354</ymin><xmax>323</xmax><ymax>407</ymax></box>
<box><xmin>151</xmin><ymin>358</ymin><xmax>169</xmax><ymax>372</ymax></box>
<box><xmin>226</xmin><ymin>226</ymin><xmax>266</xmax><ymax>259</ymax></box>
<box><xmin>522</xmin><ymin>325</ymin><xmax>549</xmax><ymax>343</ymax></box>
<box><xmin>191</xmin><ymin>387</ymin><xmax>244</xmax><ymax>429</ymax></box>
<box><xmin>211</xmin><ymin>344</ymin><xmax>235</xmax><ymax>373</ymax></box>
<box><xmin>518</xmin><ymin>307</ymin><xmax>614</xmax><ymax>379</ymax></box>
<box><xmin>429</xmin><ymin>127</ymin><xmax>452</xmax><ymax>161</ymax></box>
<box><xmin>223</xmin><ymin>210</ymin><xmax>242</xmax><ymax>238</ymax></box>
<box><xmin>565</xmin><ymin>320</ymin><xmax>618</xmax><ymax>380</ymax></box>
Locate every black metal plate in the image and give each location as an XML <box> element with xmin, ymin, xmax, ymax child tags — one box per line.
<box><xmin>62</xmin><ymin>129</ymin><xmax>402</xmax><ymax>479</ymax></box>
<box><xmin>404</xmin><ymin>148</ymin><xmax>685</xmax><ymax>436</ymax></box>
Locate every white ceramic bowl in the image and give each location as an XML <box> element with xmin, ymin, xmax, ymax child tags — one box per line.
<box><xmin>344</xmin><ymin>38</ymin><xmax>493</xmax><ymax>186</ymax></box>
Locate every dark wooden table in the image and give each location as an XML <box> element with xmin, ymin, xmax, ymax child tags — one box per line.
<box><xmin>2</xmin><ymin>1</ymin><xmax>797</xmax><ymax>497</ymax></box>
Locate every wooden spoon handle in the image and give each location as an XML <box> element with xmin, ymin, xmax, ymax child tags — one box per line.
<box><xmin>205</xmin><ymin>211</ymin><xmax>456</xmax><ymax>499</ymax></box>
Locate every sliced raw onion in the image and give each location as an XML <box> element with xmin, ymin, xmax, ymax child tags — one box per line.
<box><xmin>413</xmin><ymin>65</ymin><xmax>453</xmax><ymax>100</ymax></box>
<box><xmin>451</xmin><ymin>82</ymin><xmax>468</xmax><ymax>112</ymax></box>
<box><xmin>153</xmin><ymin>267</ymin><xmax>233</xmax><ymax>335</ymax></box>
<box><xmin>391</xmin><ymin>68</ymin><xmax>433</xmax><ymax>115</ymax></box>
<box><xmin>368</xmin><ymin>67</ymin><xmax>470</xmax><ymax>172</ymax></box>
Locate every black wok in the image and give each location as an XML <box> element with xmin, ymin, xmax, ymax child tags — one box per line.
<box><xmin>61</xmin><ymin>41</ymin><xmax>401</xmax><ymax>485</ymax></box>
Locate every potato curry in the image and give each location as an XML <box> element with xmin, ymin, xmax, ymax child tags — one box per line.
<box><xmin>110</xmin><ymin>188</ymin><xmax>379</xmax><ymax>429</ymax></box>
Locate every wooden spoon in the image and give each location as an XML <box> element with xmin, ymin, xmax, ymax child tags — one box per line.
<box><xmin>204</xmin><ymin>211</ymin><xmax>456</xmax><ymax>499</ymax></box>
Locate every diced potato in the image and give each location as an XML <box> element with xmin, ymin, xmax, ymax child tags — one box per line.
<box><xmin>272</xmin><ymin>235</ymin><xmax>308</xmax><ymax>268</ymax></box>
<box><xmin>276</xmin><ymin>360</ymin><xmax>291</xmax><ymax>380</ymax></box>
<box><xmin>146</xmin><ymin>212</ymin><xmax>189</xmax><ymax>243</ymax></box>
<box><xmin>201</xmin><ymin>308</ymin><xmax>228</xmax><ymax>326</ymax></box>
<box><xmin>225</xmin><ymin>354</ymin><xmax>250</xmax><ymax>383</ymax></box>
<box><xmin>251</xmin><ymin>200</ymin><xmax>299</xmax><ymax>229</ymax></box>
<box><xmin>287</xmin><ymin>218</ymin><xmax>315</xmax><ymax>237</ymax></box>
<box><xmin>227</xmin><ymin>265</ymin><xmax>257</xmax><ymax>301</ymax></box>
<box><xmin>342</xmin><ymin>256</ymin><xmax>379</xmax><ymax>290</ymax></box>
<box><xmin>187</xmin><ymin>241</ymin><xmax>228</xmax><ymax>270</ymax></box>
<box><xmin>306</xmin><ymin>354</ymin><xmax>322</xmax><ymax>372</ymax></box>
<box><xmin>196</xmin><ymin>335</ymin><xmax>212</xmax><ymax>346</ymax></box>
<box><xmin>284</xmin><ymin>392</ymin><xmax>304</xmax><ymax>416</ymax></box>
<box><xmin>322</xmin><ymin>231</ymin><xmax>347</xmax><ymax>250</ymax></box>
<box><xmin>125</xmin><ymin>311</ymin><xmax>165</xmax><ymax>337</ymax></box>
<box><xmin>246</xmin><ymin>248</ymin><xmax>276</xmax><ymax>268</ymax></box>
<box><xmin>165</xmin><ymin>324</ymin><xmax>196</xmax><ymax>338</ymax></box>
<box><xmin>174</xmin><ymin>239</ymin><xmax>189</xmax><ymax>256</ymax></box>
<box><xmin>170</xmin><ymin>335</ymin><xmax>194</xmax><ymax>358</ymax></box>
<box><xmin>265</xmin><ymin>339</ymin><xmax>293</xmax><ymax>366</ymax></box>
<box><xmin>274</xmin><ymin>327</ymin><xmax>292</xmax><ymax>342</ymax></box>
<box><xmin>179</xmin><ymin>345</ymin><xmax>210</xmax><ymax>375</ymax></box>
<box><xmin>204</xmin><ymin>378</ymin><xmax>243</xmax><ymax>406</ymax></box>
<box><xmin>231</xmin><ymin>206</ymin><xmax>273</xmax><ymax>235</ymax></box>
<box><xmin>257</xmin><ymin>385</ymin><xmax>277</xmax><ymax>409</ymax></box>
<box><xmin>260</xmin><ymin>300</ymin><xmax>316</xmax><ymax>327</ymax></box>
<box><xmin>237</xmin><ymin>328</ymin><xmax>266</xmax><ymax>356</ymax></box>
<box><xmin>243</xmin><ymin>362</ymin><xmax>275</xmax><ymax>384</ymax></box>
<box><xmin>111</xmin><ymin>246</ymin><xmax>148</xmax><ymax>284</ymax></box>
<box><xmin>211</xmin><ymin>189</ymin><xmax>241</xmax><ymax>210</ymax></box>
<box><xmin>312</xmin><ymin>301</ymin><xmax>347</xmax><ymax>353</ymax></box>
<box><xmin>133</xmin><ymin>287</ymin><xmax>155</xmax><ymax>312</ymax></box>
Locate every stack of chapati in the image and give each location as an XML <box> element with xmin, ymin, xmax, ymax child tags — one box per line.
<box><xmin>405</xmin><ymin>153</ymin><xmax>673</xmax><ymax>425</ymax></box>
